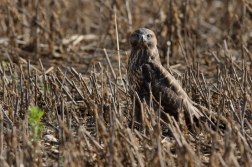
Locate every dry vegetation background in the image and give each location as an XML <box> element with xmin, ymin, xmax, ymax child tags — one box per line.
<box><xmin>0</xmin><ymin>0</ymin><xmax>252</xmax><ymax>166</ymax></box>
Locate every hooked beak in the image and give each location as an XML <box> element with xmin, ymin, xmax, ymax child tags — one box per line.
<box><xmin>139</xmin><ymin>34</ymin><xmax>147</xmax><ymax>43</ymax></box>
<box><xmin>137</xmin><ymin>34</ymin><xmax>148</xmax><ymax>49</ymax></box>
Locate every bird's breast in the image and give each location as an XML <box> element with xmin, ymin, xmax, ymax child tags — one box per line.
<box><xmin>127</xmin><ymin>65</ymin><xmax>144</xmax><ymax>92</ymax></box>
<box><xmin>127</xmin><ymin>48</ymin><xmax>158</xmax><ymax>94</ymax></box>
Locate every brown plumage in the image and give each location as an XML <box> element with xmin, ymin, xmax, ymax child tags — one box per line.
<box><xmin>127</xmin><ymin>28</ymin><xmax>202</xmax><ymax>122</ymax></box>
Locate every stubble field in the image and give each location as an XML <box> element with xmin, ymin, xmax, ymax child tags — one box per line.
<box><xmin>0</xmin><ymin>0</ymin><xmax>252</xmax><ymax>166</ymax></box>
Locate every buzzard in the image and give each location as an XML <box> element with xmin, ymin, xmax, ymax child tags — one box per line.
<box><xmin>127</xmin><ymin>28</ymin><xmax>202</xmax><ymax>123</ymax></box>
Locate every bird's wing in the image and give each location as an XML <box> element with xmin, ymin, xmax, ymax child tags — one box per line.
<box><xmin>142</xmin><ymin>62</ymin><xmax>183</xmax><ymax>112</ymax></box>
<box><xmin>142</xmin><ymin>61</ymin><xmax>202</xmax><ymax>119</ymax></box>
<box><xmin>142</xmin><ymin>61</ymin><xmax>188</xmax><ymax>99</ymax></box>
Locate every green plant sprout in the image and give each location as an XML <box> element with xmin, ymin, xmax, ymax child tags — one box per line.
<box><xmin>29</xmin><ymin>106</ymin><xmax>44</xmax><ymax>140</ymax></box>
<box><xmin>41</xmin><ymin>83</ymin><xmax>50</xmax><ymax>93</ymax></box>
<box><xmin>1</xmin><ymin>60</ymin><xmax>8</xmax><ymax>68</ymax></box>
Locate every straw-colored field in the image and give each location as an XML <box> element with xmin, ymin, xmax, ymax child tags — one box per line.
<box><xmin>0</xmin><ymin>0</ymin><xmax>252</xmax><ymax>166</ymax></box>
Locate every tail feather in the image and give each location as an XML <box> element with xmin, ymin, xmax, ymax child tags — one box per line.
<box><xmin>184</xmin><ymin>99</ymin><xmax>202</xmax><ymax>120</ymax></box>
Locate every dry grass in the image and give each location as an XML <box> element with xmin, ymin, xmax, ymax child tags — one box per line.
<box><xmin>0</xmin><ymin>0</ymin><xmax>252</xmax><ymax>166</ymax></box>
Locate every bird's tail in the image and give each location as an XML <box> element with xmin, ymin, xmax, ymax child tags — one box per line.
<box><xmin>184</xmin><ymin>99</ymin><xmax>203</xmax><ymax>121</ymax></box>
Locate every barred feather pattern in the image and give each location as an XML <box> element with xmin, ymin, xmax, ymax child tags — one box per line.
<box><xmin>127</xmin><ymin>47</ymin><xmax>160</xmax><ymax>93</ymax></box>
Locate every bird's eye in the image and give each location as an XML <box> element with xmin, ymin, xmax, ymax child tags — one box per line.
<box><xmin>147</xmin><ymin>34</ymin><xmax>152</xmax><ymax>38</ymax></box>
<box><xmin>135</xmin><ymin>34</ymin><xmax>139</xmax><ymax>38</ymax></box>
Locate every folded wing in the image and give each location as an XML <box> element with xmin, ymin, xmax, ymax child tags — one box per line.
<box><xmin>142</xmin><ymin>61</ymin><xmax>202</xmax><ymax>119</ymax></box>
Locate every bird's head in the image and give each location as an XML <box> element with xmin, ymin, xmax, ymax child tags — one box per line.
<box><xmin>129</xmin><ymin>28</ymin><xmax>157</xmax><ymax>49</ymax></box>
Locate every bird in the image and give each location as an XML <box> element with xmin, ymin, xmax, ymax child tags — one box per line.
<box><xmin>127</xmin><ymin>28</ymin><xmax>202</xmax><ymax>124</ymax></box>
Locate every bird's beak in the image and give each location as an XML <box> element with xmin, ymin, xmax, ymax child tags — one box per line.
<box><xmin>139</xmin><ymin>34</ymin><xmax>147</xmax><ymax>43</ymax></box>
<box><xmin>139</xmin><ymin>34</ymin><xmax>147</xmax><ymax>46</ymax></box>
